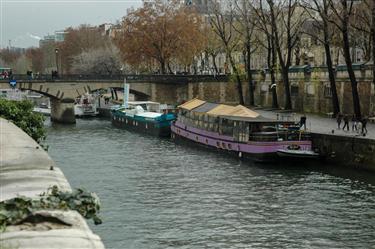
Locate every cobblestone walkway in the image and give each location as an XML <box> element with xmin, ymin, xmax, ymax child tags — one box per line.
<box><xmin>256</xmin><ymin>109</ymin><xmax>375</xmax><ymax>140</ymax></box>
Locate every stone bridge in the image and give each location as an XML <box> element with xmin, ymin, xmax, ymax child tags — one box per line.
<box><xmin>0</xmin><ymin>75</ymin><xmax>227</xmax><ymax>123</ymax></box>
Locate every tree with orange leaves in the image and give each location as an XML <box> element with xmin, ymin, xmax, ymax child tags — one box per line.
<box><xmin>25</xmin><ymin>48</ymin><xmax>44</xmax><ymax>73</ymax></box>
<box><xmin>115</xmin><ymin>0</ymin><xmax>205</xmax><ymax>74</ymax></box>
<box><xmin>59</xmin><ymin>25</ymin><xmax>109</xmax><ymax>73</ymax></box>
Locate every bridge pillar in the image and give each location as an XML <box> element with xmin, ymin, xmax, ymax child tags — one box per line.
<box><xmin>50</xmin><ymin>98</ymin><xmax>76</xmax><ymax>124</ymax></box>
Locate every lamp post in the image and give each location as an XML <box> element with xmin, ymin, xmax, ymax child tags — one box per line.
<box><xmin>55</xmin><ymin>48</ymin><xmax>59</xmax><ymax>75</ymax></box>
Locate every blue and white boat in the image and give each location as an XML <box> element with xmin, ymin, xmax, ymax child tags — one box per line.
<box><xmin>111</xmin><ymin>83</ymin><xmax>175</xmax><ymax>137</ymax></box>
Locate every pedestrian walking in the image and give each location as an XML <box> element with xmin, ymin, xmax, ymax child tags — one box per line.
<box><xmin>342</xmin><ymin>114</ymin><xmax>350</xmax><ymax>131</ymax></box>
<box><xmin>336</xmin><ymin>113</ymin><xmax>343</xmax><ymax>129</ymax></box>
<box><xmin>361</xmin><ymin>117</ymin><xmax>368</xmax><ymax>135</ymax></box>
<box><xmin>299</xmin><ymin>114</ymin><xmax>307</xmax><ymax>130</ymax></box>
<box><xmin>26</xmin><ymin>70</ymin><xmax>33</xmax><ymax>80</ymax></box>
<box><xmin>351</xmin><ymin>114</ymin><xmax>357</xmax><ymax>131</ymax></box>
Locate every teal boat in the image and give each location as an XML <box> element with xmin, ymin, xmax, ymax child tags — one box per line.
<box><xmin>111</xmin><ymin>83</ymin><xmax>175</xmax><ymax>137</ymax></box>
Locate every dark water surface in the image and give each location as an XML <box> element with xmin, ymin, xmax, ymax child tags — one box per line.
<box><xmin>46</xmin><ymin>119</ymin><xmax>375</xmax><ymax>249</ymax></box>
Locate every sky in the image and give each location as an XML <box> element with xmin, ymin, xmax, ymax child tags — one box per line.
<box><xmin>0</xmin><ymin>0</ymin><xmax>143</xmax><ymax>48</ymax></box>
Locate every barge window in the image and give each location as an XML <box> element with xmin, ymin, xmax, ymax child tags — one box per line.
<box><xmin>221</xmin><ymin>119</ymin><xmax>234</xmax><ymax>136</ymax></box>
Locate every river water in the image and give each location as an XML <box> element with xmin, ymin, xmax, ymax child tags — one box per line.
<box><xmin>45</xmin><ymin>119</ymin><xmax>375</xmax><ymax>249</ymax></box>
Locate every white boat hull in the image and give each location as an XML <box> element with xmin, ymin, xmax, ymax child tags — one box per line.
<box><xmin>277</xmin><ymin>149</ymin><xmax>320</xmax><ymax>159</ymax></box>
<box><xmin>74</xmin><ymin>105</ymin><xmax>98</xmax><ymax>117</ymax></box>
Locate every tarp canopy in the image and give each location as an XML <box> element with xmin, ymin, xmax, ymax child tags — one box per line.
<box><xmin>178</xmin><ymin>99</ymin><xmax>206</xmax><ymax>111</ymax></box>
<box><xmin>206</xmin><ymin>104</ymin><xmax>237</xmax><ymax>116</ymax></box>
<box><xmin>182</xmin><ymin>99</ymin><xmax>262</xmax><ymax>120</ymax></box>
<box><xmin>230</xmin><ymin>105</ymin><xmax>260</xmax><ymax>118</ymax></box>
<box><xmin>206</xmin><ymin>104</ymin><xmax>260</xmax><ymax>118</ymax></box>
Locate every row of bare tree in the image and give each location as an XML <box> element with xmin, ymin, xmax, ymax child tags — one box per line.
<box><xmin>1</xmin><ymin>0</ymin><xmax>373</xmax><ymax>118</ymax></box>
<box><xmin>206</xmin><ymin>0</ymin><xmax>375</xmax><ymax>119</ymax></box>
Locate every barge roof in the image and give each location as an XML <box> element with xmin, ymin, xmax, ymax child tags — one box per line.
<box><xmin>182</xmin><ymin>99</ymin><xmax>296</xmax><ymax>124</ymax></box>
<box><xmin>178</xmin><ymin>99</ymin><xmax>206</xmax><ymax>110</ymax></box>
<box><xmin>192</xmin><ymin>102</ymin><xmax>220</xmax><ymax>113</ymax></box>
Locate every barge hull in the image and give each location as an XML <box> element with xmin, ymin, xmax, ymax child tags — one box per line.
<box><xmin>171</xmin><ymin>123</ymin><xmax>312</xmax><ymax>163</ymax></box>
<box><xmin>112</xmin><ymin>116</ymin><xmax>171</xmax><ymax>137</ymax></box>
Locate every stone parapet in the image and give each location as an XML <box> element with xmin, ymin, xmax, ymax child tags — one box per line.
<box><xmin>0</xmin><ymin>118</ymin><xmax>105</xmax><ymax>249</ymax></box>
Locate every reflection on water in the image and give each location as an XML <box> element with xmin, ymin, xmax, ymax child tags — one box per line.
<box><xmin>46</xmin><ymin>119</ymin><xmax>375</xmax><ymax>249</ymax></box>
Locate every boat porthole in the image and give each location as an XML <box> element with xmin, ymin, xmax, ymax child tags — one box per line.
<box><xmin>206</xmin><ymin>139</ymin><xmax>208</xmax><ymax>144</ymax></box>
<box><xmin>216</xmin><ymin>141</ymin><xmax>220</xmax><ymax>148</ymax></box>
<box><xmin>228</xmin><ymin>144</ymin><xmax>232</xmax><ymax>150</ymax></box>
<box><xmin>196</xmin><ymin>136</ymin><xmax>199</xmax><ymax>141</ymax></box>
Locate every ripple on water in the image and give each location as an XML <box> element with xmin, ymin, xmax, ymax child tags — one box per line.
<box><xmin>45</xmin><ymin>119</ymin><xmax>375</xmax><ymax>249</ymax></box>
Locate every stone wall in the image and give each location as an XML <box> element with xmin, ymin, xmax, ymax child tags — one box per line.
<box><xmin>253</xmin><ymin>68</ymin><xmax>375</xmax><ymax>116</ymax></box>
<box><xmin>185</xmin><ymin>81</ymin><xmax>252</xmax><ymax>105</ymax></box>
<box><xmin>311</xmin><ymin>133</ymin><xmax>375</xmax><ymax>172</ymax></box>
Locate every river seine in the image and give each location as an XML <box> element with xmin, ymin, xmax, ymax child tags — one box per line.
<box><xmin>45</xmin><ymin>119</ymin><xmax>375</xmax><ymax>249</ymax></box>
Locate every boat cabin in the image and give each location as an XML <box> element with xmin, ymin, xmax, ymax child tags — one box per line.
<box><xmin>127</xmin><ymin>101</ymin><xmax>162</xmax><ymax>113</ymax></box>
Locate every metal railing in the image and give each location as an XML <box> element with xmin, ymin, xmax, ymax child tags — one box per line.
<box><xmin>0</xmin><ymin>74</ymin><xmax>228</xmax><ymax>84</ymax></box>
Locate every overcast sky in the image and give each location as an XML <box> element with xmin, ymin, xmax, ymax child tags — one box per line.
<box><xmin>0</xmin><ymin>0</ymin><xmax>142</xmax><ymax>48</ymax></box>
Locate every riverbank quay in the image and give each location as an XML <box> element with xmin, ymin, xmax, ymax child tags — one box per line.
<box><xmin>0</xmin><ymin>118</ymin><xmax>105</xmax><ymax>249</ymax></box>
<box><xmin>257</xmin><ymin>109</ymin><xmax>375</xmax><ymax>171</ymax></box>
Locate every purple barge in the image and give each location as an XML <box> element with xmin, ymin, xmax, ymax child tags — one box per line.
<box><xmin>171</xmin><ymin>99</ymin><xmax>313</xmax><ymax>162</ymax></box>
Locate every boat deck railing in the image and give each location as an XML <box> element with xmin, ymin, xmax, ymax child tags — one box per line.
<box><xmin>250</xmin><ymin>131</ymin><xmax>311</xmax><ymax>142</ymax></box>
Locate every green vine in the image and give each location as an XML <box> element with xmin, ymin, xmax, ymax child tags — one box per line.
<box><xmin>0</xmin><ymin>186</ymin><xmax>102</xmax><ymax>232</ymax></box>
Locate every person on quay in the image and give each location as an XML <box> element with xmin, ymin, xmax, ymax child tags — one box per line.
<box><xmin>336</xmin><ymin>112</ymin><xmax>343</xmax><ymax>129</ymax></box>
<box><xmin>361</xmin><ymin>117</ymin><xmax>368</xmax><ymax>135</ymax></box>
<box><xmin>299</xmin><ymin>114</ymin><xmax>307</xmax><ymax>130</ymax></box>
<box><xmin>342</xmin><ymin>114</ymin><xmax>350</xmax><ymax>131</ymax></box>
<box><xmin>351</xmin><ymin>114</ymin><xmax>358</xmax><ymax>132</ymax></box>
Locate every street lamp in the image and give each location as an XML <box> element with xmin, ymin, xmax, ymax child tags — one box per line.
<box><xmin>55</xmin><ymin>48</ymin><xmax>59</xmax><ymax>74</ymax></box>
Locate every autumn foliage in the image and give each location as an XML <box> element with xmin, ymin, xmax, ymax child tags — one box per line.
<box><xmin>59</xmin><ymin>25</ymin><xmax>110</xmax><ymax>73</ymax></box>
<box><xmin>115</xmin><ymin>0</ymin><xmax>205</xmax><ymax>74</ymax></box>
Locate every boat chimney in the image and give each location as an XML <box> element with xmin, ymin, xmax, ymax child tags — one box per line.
<box><xmin>123</xmin><ymin>78</ymin><xmax>129</xmax><ymax>108</ymax></box>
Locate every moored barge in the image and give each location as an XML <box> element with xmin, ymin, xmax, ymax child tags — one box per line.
<box><xmin>171</xmin><ymin>99</ymin><xmax>314</xmax><ymax>162</ymax></box>
<box><xmin>111</xmin><ymin>101</ymin><xmax>175</xmax><ymax>137</ymax></box>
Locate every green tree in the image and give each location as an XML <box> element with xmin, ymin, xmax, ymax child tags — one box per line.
<box><xmin>0</xmin><ymin>99</ymin><xmax>46</xmax><ymax>144</ymax></box>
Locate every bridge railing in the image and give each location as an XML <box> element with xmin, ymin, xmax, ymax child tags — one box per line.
<box><xmin>0</xmin><ymin>74</ymin><xmax>228</xmax><ymax>83</ymax></box>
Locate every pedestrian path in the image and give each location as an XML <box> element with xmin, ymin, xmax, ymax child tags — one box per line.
<box><xmin>256</xmin><ymin>109</ymin><xmax>375</xmax><ymax>140</ymax></box>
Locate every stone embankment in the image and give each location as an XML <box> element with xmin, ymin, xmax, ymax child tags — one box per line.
<box><xmin>311</xmin><ymin>133</ymin><xmax>375</xmax><ymax>171</ymax></box>
<box><xmin>0</xmin><ymin>118</ymin><xmax>105</xmax><ymax>249</ymax></box>
<box><xmin>257</xmin><ymin>110</ymin><xmax>375</xmax><ymax>171</ymax></box>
